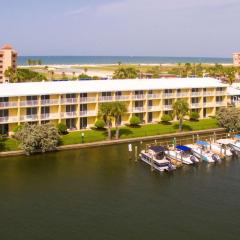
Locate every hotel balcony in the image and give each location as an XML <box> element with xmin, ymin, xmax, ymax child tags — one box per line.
<box><xmin>191</xmin><ymin>92</ymin><xmax>202</xmax><ymax>97</ymax></box>
<box><xmin>176</xmin><ymin>93</ymin><xmax>189</xmax><ymax>98</ymax></box>
<box><xmin>41</xmin><ymin>113</ymin><xmax>59</xmax><ymax>120</ymax></box>
<box><xmin>98</xmin><ymin>96</ymin><xmax>114</xmax><ymax>102</ymax></box>
<box><xmin>80</xmin><ymin>110</ymin><xmax>97</xmax><ymax>117</ymax></box>
<box><xmin>61</xmin><ymin>98</ymin><xmax>78</xmax><ymax>104</ymax></box>
<box><xmin>163</xmin><ymin>105</ymin><xmax>173</xmax><ymax>111</ymax></box>
<box><xmin>132</xmin><ymin>94</ymin><xmax>145</xmax><ymax>100</ymax></box>
<box><xmin>20</xmin><ymin>114</ymin><xmax>39</xmax><ymax>122</ymax></box>
<box><xmin>216</xmin><ymin>91</ymin><xmax>225</xmax><ymax>96</ymax></box>
<box><xmin>61</xmin><ymin>112</ymin><xmax>77</xmax><ymax>118</ymax></box>
<box><xmin>191</xmin><ymin>103</ymin><xmax>201</xmax><ymax>108</ymax></box>
<box><xmin>203</xmin><ymin>91</ymin><xmax>214</xmax><ymax>96</ymax></box>
<box><xmin>147</xmin><ymin>94</ymin><xmax>161</xmax><ymax>99</ymax></box>
<box><xmin>163</xmin><ymin>93</ymin><xmax>175</xmax><ymax>98</ymax></box>
<box><xmin>216</xmin><ymin>101</ymin><xmax>226</xmax><ymax>107</ymax></box>
<box><xmin>41</xmin><ymin>99</ymin><xmax>60</xmax><ymax>106</ymax></box>
<box><xmin>20</xmin><ymin>100</ymin><xmax>39</xmax><ymax>107</ymax></box>
<box><xmin>0</xmin><ymin>116</ymin><xmax>19</xmax><ymax>124</ymax></box>
<box><xmin>132</xmin><ymin>107</ymin><xmax>145</xmax><ymax>113</ymax></box>
<box><xmin>80</xmin><ymin>97</ymin><xmax>97</xmax><ymax>103</ymax></box>
<box><xmin>203</xmin><ymin>102</ymin><xmax>215</xmax><ymax>108</ymax></box>
<box><xmin>115</xmin><ymin>95</ymin><xmax>131</xmax><ymax>101</ymax></box>
<box><xmin>0</xmin><ymin>101</ymin><xmax>18</xmax><ymax>108</ymax></box>
<box><xmin>148</xmin><ymin>106</ymin><xmax>161</xmax><ymax>112</ymax></box>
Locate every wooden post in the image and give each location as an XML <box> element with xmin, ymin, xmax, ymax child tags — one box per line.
<box><xmin>192</xmin><ymin>135</ymin><xmax>195</xmax><ymax>144</ymax></box>
<box><xmin>128</xmin><ymin>144</ymin><xmax>132</xmax><ymax>160</ymax></box>
<box><xmin>135</xmin><ymin>146</ymin><xmax>138</xmax><ymax>162</ymax></box>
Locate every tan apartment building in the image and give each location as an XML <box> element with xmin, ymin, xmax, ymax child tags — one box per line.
<box><xmin>233</xmin><ymin>52</ymin><xmax>240</xmax><ymax>67</ymax></box>
<box><xmin>0</xmin><ymin>44</ymin><xmax>18</xmax><ymax>83</ymax></box>
<box><xmin>0</xmin><ymin>78</ymin><xmax>228</xmax><ymax>135</ymax></box>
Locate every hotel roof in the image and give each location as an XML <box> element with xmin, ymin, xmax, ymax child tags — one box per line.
<box><xmin>0</xmin><ymin>78</ymin><xmax>228</xmax><ymax>97</ymax></box>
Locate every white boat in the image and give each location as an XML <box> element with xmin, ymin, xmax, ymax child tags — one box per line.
<box><xmin>227</xmin><ymin>135</ymin><xmax>240</xmax><ymax>154</ymax></box>
<box><xmin>210</xmin><ymin>139</ymin><xmax>233</xmax><ymax>157</ymax></box>
<box><xmin>165</xmin><ymin>145</ymin><xmax>199</xmax><ymax>165</ymax></box>
<box><xmin>187</xmin><ymin>141</ymin><xmax>221</xmax><ymax>163</ymax></box>
<box><xmin>140</xmin><ymin>146</ymin><xmax>176</xmax><ymax>172</ymax></box>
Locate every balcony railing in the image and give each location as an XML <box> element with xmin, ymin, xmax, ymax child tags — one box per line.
<box><xmin>203</xmin><ymin>103</ymin><xmax>215</xmax><ymax>108</ymax></box>
<box><xmin>80</xmin><ymin>97</ymin><xmax>97</xmax><ymax>103</ymax></box>
<box><xmin>61</xmin><ymin>112</ymin><xmax>77</xmax><ymax>118</ymax></box>
<box><xmin>0</xmin><ymin>116</ymin><xmax>18</xmax><ymax>123</ymax></box>
<box><xmin>0</xmin><ymin>101</ymin><xmax>18</xmax><ymax>108</ymax></box>
<box><xmin>203</xmin><ymin>91</ymin><xmax>214</xmax><ymax>96</ymax></box>
<box><xmin>20</xmin><ymin>100</ymin><xmax>39</xmax><ymax>107</ymax></box>
<box><xmin>132</xmin><ymin>95</ymin><xmax>145</xmax><ymax>100</ymax></box>
<box><xmin>115</xmin><ymin>95</ymin><xmax>131</xmax><ymax>101</ymax></box>
<box><xmin>98</xmin><ymin>96</ymin><xmax>114</xmax><ymax>102</ymax></box>
<box><xmin>80</xmin><ymin>111</ymin><xmax>97</xmax><ymax>117</ymax></box>
<box><xmin>191</xmin><ymin>92</ymin><xmax>202</xmax><ymax>97</ymax></box>
<box><xmin>41</xmin><ymin>99</ymin><xmax>60</xmax><ymax>106</ymax></box>
<box><xmin>20</xmin><ymin>114</ymin><xmax>39</xmax><ymax>121</ymax></box>
<box><xmin>61</xmin><ymin>98</ymin><xmax>78</xmax><ymax>104</ymax></box>
<box><xmin>216</xmin><ymin>101</ymin><xmax>226</xmax><ymax>107</ymax></box>
<box><xmin>41</xmin><ymin>113</ymin><xmax>59</xmax><ymax>120</ymax></box>
<box><xmin>133</xmin><ymin>107</ymin><xmax>145</xmax><ymax>113</ymax></box>
<box><xmin>163</xmin><ymin>93</ymin><xmax>175</xmax><ymax>98</ymax></box>
<box><xmin>176</xmin><ymin>93</ymin><xmax>189</xmax><ymax>98</ymax></box>
<box><xmin>147</xmin><ymin>94</ymin><xmax>161</xmax><ymax>99</ymax></box>
<box><xmin>191</xmin><ymin>103</ymin><xmax>201</xmax><ymax>108</ymax></box>
<box><xmin>148</xmin><ymin>106</ymin><xmax>160</xmax><ymax>111</ymax></box>
<box><xmin>216</xmin><ymin>91</ymin><xmax>225</xmax><ymax>96</ymax></box>
<box><xmin>163</xmin><ymin>105</ymin><xmax>173</xmax><ymax>110</ymax></box>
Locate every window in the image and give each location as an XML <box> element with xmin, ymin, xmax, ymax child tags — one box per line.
<box><xmin>66</xmin><ymin>105</ymin><xmax>76</xmax><ymax>112</ymax></box>
<box><xmin>27</xmin><ymin>107</ymin><xmax>37</xmax><ymax>115</ymax></box>
<box><xmin>0</xmin><ymin>109</ymin><xmax>8</xmax><ymax>117</ymax></box>
<box><xmin>148</xmin><ymin>100</ymin><xmax>153</xmax><ymax>107</ymax></box>
<box><xmin>80</xmin><ymin>117</ymin><xmax>87</xmax><ymax>129</ymax></box>
<box><xmin>102</xmin><ymin>92</ymin><xmax>111</xmax><ymax>97</ymax></box>
<box><xmin>164</xmin><ymin>89</ymin><xmax>173</xmax><ymax>93</ymax></box>
<box><xmin>0</xmin><ymin>97</ymin><xmax>8</xmax><ymax>102</ymax></box>
<box><xmin>192</xmin><ymin>88</ymin><xmax>199</xmax><ymax>92</ymax></box>
<box><xmin>41</xmin><ymin>106</ymin><xmax>50</xmax><ymax>114</ymax></box>
<box><xmin>135</xmin><ymin>90</ymin><xmax>144</xmax><ymax>95</ymax></box>
<box><xmin>148</xmin><ymin>112</ymin><xmax>153</xmax><ymax>123</ymax></box>
<box><xmin>80</xmin><ymin>104</ymin><xmax>87</xmax><ymax>111</ymax></box>
<box><xmin>41</xmin><ymin>95</ymin><xmax>50</xmax><ymax>100</ymax></box>
<box><xmin>164</xmin><ymin>99</ymin><xmax>172</xmax><ymax>105</ymax></box>
<box><xmin>80</xmin><ymin>93</ymin><xmax>87</xmax><ymax>98</ymax></box>
<box><xmin>0</xmin><ymin>124</ymin><xmax>9</xmax><ymax>135</ymax></box>
<box><xmin>216</xmin><ymin>96</ymin><xmax>223</xmax><ymax>102</ymax></box>
<box><xmin>148</xmin><ymin>90</ymin><xmax>153</xmax><ymax>94</ymax></box>
<box><xmin>191</xmin><ymin>98</ymin><xmax>199</xmax><ymax>104</ymax></box>
<box><xmin>66</xmin><ymin>93</ymin><xmax>76</xmax><ymax>99</ymax></box>
<box><xmin>116</xmin><ymin>91</ymin><xmax>122</xmax><ymax>96</ymax></box>
<box><xmin>27</xmin><ymin>96</ymin><xmax>37</xmax><ymax>101</ymax></box>
<box><xmin>135</xmin><ymin>101</ymin><xmax>144</xmax><ymax>107</ymax></box>
<box><xmin>66</xmin><ymin>119</ymin><xmax>76</xmax><ymax>129</ymax></box>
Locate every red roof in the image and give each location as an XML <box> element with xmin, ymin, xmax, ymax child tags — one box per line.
<box><xmin>1</xmin><ymin>44</ymin><xmax>13</xmax><ymax>50</ymax></box>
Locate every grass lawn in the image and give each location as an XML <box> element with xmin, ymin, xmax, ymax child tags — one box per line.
<box><xmin>61</xmin><ymin>118</ymin><xmax>219</xmax><ymax>146</ymax></box>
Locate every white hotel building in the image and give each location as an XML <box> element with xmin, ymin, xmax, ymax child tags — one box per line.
<box><xmin>0</xmin><ymin>78</ymin><xmax>228</xmax><ymax>135</ymax></box>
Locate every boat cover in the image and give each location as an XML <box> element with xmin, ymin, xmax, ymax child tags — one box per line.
<box><xmin>196</xmin><ymin>141</ymin><xmax>209</xmax><ymax>146</ymax></box>
<box><xmin>176</xmin><ymin>145</ymin><xmax>191</xmax><ymax>151</ymax></box>
<box><xmin>234</xmin><ymin>135</ymin><xmax>240</xmax><ymax>139</ymax></box>
<box><xmin>149</xmin><ymin>146</ymin><xmax>165</xmax><ymax>152</ymax></box>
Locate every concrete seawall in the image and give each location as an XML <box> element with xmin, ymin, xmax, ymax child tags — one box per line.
<box><xmin>0</xmin><ymin>128</ymin><xmax>226</xmax><ymax>158</ymax></box>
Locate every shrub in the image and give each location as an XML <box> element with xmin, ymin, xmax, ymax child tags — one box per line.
<box><xmin>57</xmin><ymin>123</ymin><xmax>68</xmax><ymax>135</ymax></box>
<box><xmin>190</xmin><ymin>112</ymin><xmax>200</xmax><ymax>121</ymax></box>
<box><xmin>95</xmin><ymin>119</ymin><xmax>106</xmax><ymax>129</ymax></box>
<box><xmin>130</xmin><ymin>116</ymin><xmax>141</xmax><ymax>126</ymax></box>
<box><xmin>161</xmin><ymin>114</ymin><xmax>172</xmax><ymax>123</ymax></box>
<box><xmin>15</xmin><ymin>123</ymin><xmax>60</xmax><ymax>155</ymax></box>
<box><xmin>13</xmin><ymin>125</ymin><xmax>23</xmax><ymax>134</ymax></box>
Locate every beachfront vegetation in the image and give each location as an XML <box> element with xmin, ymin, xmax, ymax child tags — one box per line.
<box><xmin>130</xmin><ymin>116</ymin><xmax>141</xmax><ymax>127</ymax></box>
<box><xmin>95</xmin><ymin>119</ymin><xmax>106</xmax><ymax>129</ymax></box>
<box><xmin>161</xmin><ymin>114</ymin><xmax>173</xmax><ymax>124</ymax></box>
<box><xmin>216</xmin><ymin>107</ymin><xmax>240</xmax><ymax>131</ymax></box>
<box><xmin>15</xmin><ymin>123</ymin><xmax>60</xmax><ymax>155</ymax></box>
<box><xmin>57</xmin><ymin>123</ymin><xmax>68</xmax><ymax>135</ymax></box>
<box><xmin>189</xmin><ymin>112</ymin><xmax>200</xmax><ymax>121</ymax></box>
<box><xmin>0</xmin><ymin>119</ymin><xmax>220</xmax><ymax>152</ymax></box>
<box><xmin>5</xmin><ymin>67</ymin><xmax>47</xmax><ymax>83</ymax></box>
<box><xmin>173</xmin><ymin>100</ymin><xmax>189</xmax><ymax>131</ymax></box>
<box><xmin>26</xmin><ymin>59</ymin><xmax>43</xmax><ymax>65</ymax></box>
<box><xmin>113</xmin><ymin>67</ymin><xmax>139</xmax><ymax>79</ymax></box>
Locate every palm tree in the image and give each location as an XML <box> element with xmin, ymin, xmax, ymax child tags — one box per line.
<box><xmin>177</xmin><ymin>63</ymin><xmax>182</xmax><ymax>77</ymax></box>
<box><xmin>72</xmin><ymin>71</ymin><xmax>76</xmax><ymax>80</ymax></box>
<box><xmin>173</xmin><ymin>100</ymin><xmax>189</xmax><ymax>131</ymax></box>
<box><xmin>4</xmin><ymin>67</ymin><xmax>17</xmax><ymax>83</ymax></box>
<box><xmin>98</xmin><ymin>102</ymin><xmax>114</xmax><ymax>140</ymax></box>
<box><xmin>112</xmin><ymin>102</ymin><xmax>127</xmax><ymax>139</ymax></box>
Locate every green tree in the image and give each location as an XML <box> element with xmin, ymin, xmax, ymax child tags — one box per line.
<box><xmin>161</xmin><ymin>114</ymin><xmax>173</xmax><ymax>124</ymax></box>
<box><xmin>173</xmin><ymin>100</ymin><xmax>189</xmax><ymax>131</ymax></box>
<box><xmin>98</xmin><ymin>102</ymin><xmax>114</xmax><ymax>140</ymax></box>
<box><xmin>216</xmin><ymin>107</ymin><xmax>240</xmax><ymax>131</ymax></box>
<box><xmin>95</xmin><ymin>119</ymin><xmax>106</xmax><ymax>129</ymax></box>
<box><xmin>15</xmin><ymin>123</ymin><xmax>60</xmax><ymax>155</ymax></box>
<box><xmin>130</xmin><ymin>116</ymin><xmax>141</xmax><ymax>127</ymax></box>
<box><xmin>111</xmin><ymin>102</ymin><xmax>127</xmax><ymax>139</ymax></box>
<box><xmin>113</xmin><ymin>67</ymin><xmax>139</xmax><ymax>79</ymax></box>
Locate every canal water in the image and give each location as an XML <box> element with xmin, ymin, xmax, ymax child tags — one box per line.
<box><xmin>0</xmin><ymin>143</ymin><xmax>240</xmax><ymax>240</ymax></box>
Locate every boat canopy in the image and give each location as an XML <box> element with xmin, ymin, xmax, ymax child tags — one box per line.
<box><xmin>176</xmin><ymin>145</ymin><xmax>191</xmax><ymax>152</ymax></box>
<box><xmin>234</xmin><ymin>135</ymin><xmax>240</xmax><ymax>139</ymax></box>
<box><xmin>149</xmin><ymin>146</ymin><xmax>165</xmax><ymax>152</ymax></box>
<box><xmin>217</xmin><ymin>139</ymin><xmax>235</xmax><ymax>145</ymax></box>
<box><xmin>196</xmin><ymin>140</ymin><xmax>209</xmax><ymax>146</ymax></box>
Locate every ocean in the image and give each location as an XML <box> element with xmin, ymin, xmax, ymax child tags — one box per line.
<box><xmin>18</xmin><ymin>56</ymin><xmax>232</xmax><ymax>65</ymax></box>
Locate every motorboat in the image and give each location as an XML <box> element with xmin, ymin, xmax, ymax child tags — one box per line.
<box><xmin>227</xmin><ymin>135</ymin><xmax>240</xmax><ymax>154</ymax></box>
<box><xmin>165</xmin><ymin>145</ymin><xmax>199</xmax><ymax>165</ymax></box>
<box><xmin>211</xmin><ymin>139</ymin><xmax>236</xmax><ymax>157</ymax></box>
<box><xmin>140</xmin><ymin>146</ymin><xmax>176</xmax><ymax>172</ymax></box>
<box><xmin>187</xmin><ymin>141</ymin><xmax>221</xmax><ymax>163</ymax></box>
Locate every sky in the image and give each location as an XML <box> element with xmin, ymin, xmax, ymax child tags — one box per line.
<box><xmin>0</xmin><ymin>0</ymin><xmax>239</xmax><ymax>57</ymax></box>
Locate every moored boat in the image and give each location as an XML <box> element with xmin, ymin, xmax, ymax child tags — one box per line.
<box><xmin>165</xmin><ymin>145</ymin><xmax>199</xmax><ymax>165</ymax></box>
<box><xmin>140</xmin><ymin>146</ymin><xmax>176</xmax><ymax>172</ymax></box>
